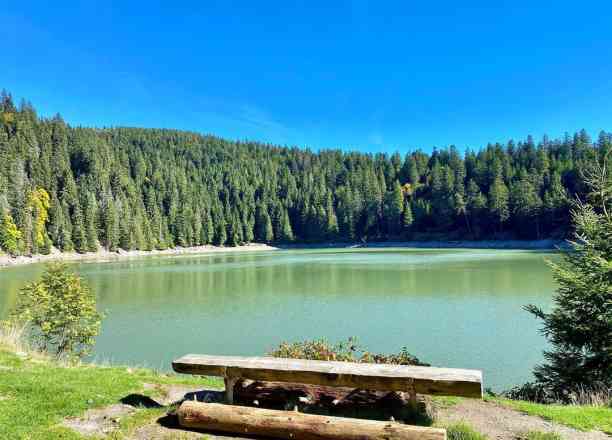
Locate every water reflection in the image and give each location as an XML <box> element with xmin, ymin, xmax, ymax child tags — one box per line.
<box><xmin>0</xmin><ymin>248</ymin><xmax>558</xmax><ymax>390</ymax></box>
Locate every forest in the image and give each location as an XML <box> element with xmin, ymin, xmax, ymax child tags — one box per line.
<box><xmin>0</xmin><ymin>90</ymin><xmax>610</xmax><ymax>255</ymax></box>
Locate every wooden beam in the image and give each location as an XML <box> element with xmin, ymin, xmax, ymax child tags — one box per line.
<box><xmin>178</xmin><ymin>401</ymin><xmax>447</xmax><ymax>440</ymax></box>
<box><xmin>172</xmin><ymin>354</ymin><xmax>483</xmax><ymax>398</ymax></box>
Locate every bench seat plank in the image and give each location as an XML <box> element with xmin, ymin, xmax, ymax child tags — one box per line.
<box><xmin>172</xmin><ymin>354</ymin><xmax>482</xmax><ymax>398</ymax></box>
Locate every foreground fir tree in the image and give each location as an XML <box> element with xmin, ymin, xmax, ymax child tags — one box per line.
<box><xmin>525</xmin><ymin>151</ymin><xmax>611</xmax><ymax>397</ymax></box>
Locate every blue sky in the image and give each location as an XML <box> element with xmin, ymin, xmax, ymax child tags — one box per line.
<box><xmin>2</xmin><ymin>1</ymin><xmax>611</xmax><ymax>153</ymax></box>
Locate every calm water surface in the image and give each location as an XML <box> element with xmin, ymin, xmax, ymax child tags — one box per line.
<box><xmin>0</xmin><ymin>248</ymin><xmax>558</xmax><ymax>390</ymax></box>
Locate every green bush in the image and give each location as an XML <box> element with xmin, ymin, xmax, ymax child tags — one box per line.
<box><xmin>269</xmin><ymin>337</ymin><xmax>428</xmax><ymax>366</ymax></box>
<box><xmin>9</xmin><ymin>262</ymin><xmax>103</xmax><ymax>359</ymax></box>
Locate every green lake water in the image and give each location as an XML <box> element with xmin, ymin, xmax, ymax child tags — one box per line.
<box><xmin>0</xmin><ymin>248</ymin><xmax>558</xmax><ymax>390</ymax></box>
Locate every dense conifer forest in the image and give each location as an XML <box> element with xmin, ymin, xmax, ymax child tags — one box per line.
<box><xmin>0</xmin><ymin>90</ymin><xmax>609</xmax><ymax>255</ymax></box>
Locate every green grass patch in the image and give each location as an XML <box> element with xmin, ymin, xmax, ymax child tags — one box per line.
<box><xmin>491</xmin><ymin>397</ymin><xmax>612</xmax><ymax>434</ymax></box>
<box><xmin>0</xmin><ymin>346</ymin><xmax>217</xmax><ymax>439</ymax></box>
<box><xmin>519</xmin><ymin>431</ymin><xmax>562</xmax><ymax>440</ymax></box>
<box><xmin>431</xmin><ymin>395</ymin><xmax>462</xmax><ymax>408</ymax></box>
<box><xmin>444</xmin><ymin>422</ymin><xmax>488</xmax><ymax>440</ymax></box>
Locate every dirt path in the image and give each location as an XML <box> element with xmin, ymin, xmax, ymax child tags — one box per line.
<box><xmin>436</xmin><ymin>398</ymin><xmax>610</xmax><ymax>440</ymax></box>
<box><xmin>62</xmin><ymin>385</ymin><xmax>610</xmax><ymax>439</ymax></box>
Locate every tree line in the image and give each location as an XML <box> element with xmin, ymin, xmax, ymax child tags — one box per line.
<box><xmin>0</xmin><ymin>90</ymin><xmax>610</xmax><ymax>256</ymax></box>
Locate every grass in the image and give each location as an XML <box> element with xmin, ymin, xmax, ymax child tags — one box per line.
<box><xmin>1</xmin><ymin>320</ymin><xmax>608</xmax><ymax>439</ymax></box>
<box><xmin>490</xmin><ymin>397</ymin><xmax>612</xmax><ymax>434</ymax></box>
<box><xmin>444</xmin><ymin>422</ymin><xmax>488</xmax><ymax>440</ymax></box>
<box><xmin>0</xmin><ymin>344</ymin><xmax>218</xmax><ymax>439</ymax></box>
<box><xmin>519</xmin><ymin>432</ymin><xmax>562</xmax><ymax>440</ymax></box>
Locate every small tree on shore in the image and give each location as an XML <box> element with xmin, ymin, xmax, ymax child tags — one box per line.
<box><xmin>525</xmin><ymin>150</ymin><xmax>611</xmax><ymax>397</ymax></box>
<box><xmin>10</xmin><ymin>263</ymin><xmax>103</xmax><ymax>360</ymax></box>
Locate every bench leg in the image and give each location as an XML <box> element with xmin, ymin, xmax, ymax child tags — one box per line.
<box><xmin>407</xmin><ymin>384</ymin><xmax>418</xmax><ymax>411</ymax></box>
<box><xmin>224</xmin><ymin>376</ymin><xmax>238</xmax><ymax>404</ymax></box>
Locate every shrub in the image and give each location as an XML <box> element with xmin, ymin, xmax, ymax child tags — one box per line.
<box><xmin>9</xmin><ymin>262</ymin><xmax>103</xmax><ymax>359</ymax></box>
<box><xmin>504</xmin><ymin>382</ymin><xmax>557</xmax><ymax>404</ymax></box>
<box><xmin>268</xmin><ymin>337</ymin><xmax>428</xmax><ymax>366</ymax></box>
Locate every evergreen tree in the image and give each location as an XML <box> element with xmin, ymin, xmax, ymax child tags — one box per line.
<box><xmin>72</xmin><ymin>205</ymin><xmax>87</xmax><ymax>253</ymax></box>
<box><xmin>525</xmin><ymin>153</ymin><xmax>611</xmax><ymax>395</ymax></box>
<box><xmin>488</xmin><ymin>174</ymin><xmax>510</xmax><ymax>233</ymax></box>
<box><xmin>279</xmin><ymin>209</ymin><xmax>294</xmax><ymax>242</ymax></box>
<box><xmin>402</xmin><ymin>202</ymin><xmax>413</xmax><ymax>233</ymax></box>
<box><xmin>383</xmin><ymin>181</ymin><xmax>404</xmax><ymax>236</ymax></box>
<box><xmin>102</xmin><ymin>195</ymin><xmax>119</xmax><ymax>251</ymax></box>
<box><xmin>83</xmin><ymin>193</ymin><xmax>99</xmax><ymax>252</ymax></box>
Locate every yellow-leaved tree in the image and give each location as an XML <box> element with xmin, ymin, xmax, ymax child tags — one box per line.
<box><xmin>27</xmin><ymin>188</ymin><xmax>51</xmax><ymax>251</ymax></box>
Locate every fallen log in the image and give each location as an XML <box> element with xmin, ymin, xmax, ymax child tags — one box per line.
<box><xmin>177</xmin><ymin>401</ymin><xmax>446</xmax><ymax>440</ymax></box>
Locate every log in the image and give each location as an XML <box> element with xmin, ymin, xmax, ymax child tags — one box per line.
<box><xmin>177</xmin><ymin>401</ymin><xmax>446</xmax><ymax>440</ymax></box>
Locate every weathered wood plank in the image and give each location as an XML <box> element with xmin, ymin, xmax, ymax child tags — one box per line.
<box><xmin>178</xmin><ymin>401</ymin><xmax>447</xmax><ymax>440</ymax></box>
<box><xmin>172</xmin><ymin>354</ymin><xmax>483</xmax><ymax>398</ymax></box>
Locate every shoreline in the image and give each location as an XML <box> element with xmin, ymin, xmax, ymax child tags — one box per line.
<box><xmin>0</xmin><ymin>239</ymin><xmax>565</xmax><ymax>269</ymax></box>
<box><xmin>0</xmin><ymin>243</ymin><xmax>280</xmax><ymax>269</ymax></box>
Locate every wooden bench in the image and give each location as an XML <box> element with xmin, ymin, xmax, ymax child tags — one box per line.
<box><xmin>173</xmin><ymin>354</ymin><xmax>482</xmax><ymax>440</ymax></box>
<box><xmin>172</xmin><ymin>354</ymin><xmax>483</xmax><ymax>403</ymax></box>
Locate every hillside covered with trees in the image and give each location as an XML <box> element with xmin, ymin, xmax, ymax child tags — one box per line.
<box><xmin>0</xmin><ymin>90</ymin><xmax>609</xmax><ymax>255</ymax></box>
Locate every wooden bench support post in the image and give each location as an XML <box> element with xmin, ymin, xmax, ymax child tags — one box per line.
<box><xmin>407</xmin><ymin>380</ymin><xmax>418</xmax><ymax>411</ymax></box>
<box><xmin>224</xmin><ymin>376</ymin><xmax>238</xmax><ymax>404</ymax></box>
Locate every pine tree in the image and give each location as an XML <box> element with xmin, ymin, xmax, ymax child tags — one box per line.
<box><xmin>279</xmin><ymin>209</ymin><xmax>294</xmax><ymax>242</ymax></box>
<box><xmin>383</xmin><ymin>181</ymin><xmax>404</xmax><ymax>236</ymax></box>
<box><xmin>324</xmin><ymin>193</ymin><xmax>339</xmax><ymax>239</ymax></box>
<box><xmin>510</xmin><ymin>177</ymin><xmax>542</xmax><ymax>238</ymax></box>
<box><xmin>72</xmin><ymin>205</ymin><xmax>87</xmax><ymax>253</ymax></box>
<box><xmin>488</xmin><ymin>174</ymin><xmax>510</xmax><ymax>232</ymax></box>
<box><xmin>102</xmin><ymin>195</ymin><xmax>119</xmax><ymax>251</ymax></box>
<box><xmin>213</xmin><ymin>210</ymin><xmax>227</xmax><ymax>246</ymax></box>
<box><xmin>255</xmin><ymin>203</ymin><xmax>274</xmax><ymax>243</ymax></box>
<box><xmin>525</xmin><ymin>153</ymin><xmax>611</xmax><ymax>395</ymax></box>
<box><xmin>83</xmin><ymin>193</ymin><xmax>99</xmax><ymax>252</ymax></box>
<box><xmin>402</xmin><ymin>202</ymin><xmax>413</xmax><ymax>233</ymax></box>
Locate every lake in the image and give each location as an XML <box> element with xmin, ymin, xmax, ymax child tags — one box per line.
<box><xmin>0</xmin><ymin>248</ymin><xmax>558</xmax><ymax>391</ymax></box>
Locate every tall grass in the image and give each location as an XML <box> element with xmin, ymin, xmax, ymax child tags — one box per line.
<box><xmin>568</xmin><ymin>384</ymin><xmax>612</xmax><ymax>407</ymax></box>
<box><xmin>505</xmin><ymin>381</ymin><xmax>611</xmax><ymax>408</ymax></box>
<box><xmin>0</xmin><ymin>321</ymin><xmax>47</xmax><ymax>360</ymax></box>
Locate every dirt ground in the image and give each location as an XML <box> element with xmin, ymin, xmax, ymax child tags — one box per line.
<box><xmin>61</xmin><ymin>385</ymin><xmax>610</xmax><ymax>440</ymax></box>
<box><xmin>436</xmin><ymin>398</ymin><xmax>610</xmax><ymax>440</ymax></box>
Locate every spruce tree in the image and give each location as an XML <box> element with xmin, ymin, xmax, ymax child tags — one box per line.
<box><xmin>279</xmin><ymin>209</ymin><xmax>294</xmax><ymax>242</ymax></box>
<box><xmin>84</xmin><ymin>193</ymin><xmax>99</xmax><ymax>252</ymax></box>
<box><xmin>402</xmin><ymin>202</ymin><xmax>413</xmax><ymax>233</ymax></box>
<box><xmin>488</xmin><ymin>174</ymin><xmax>510</xmax><ymax>233</ymax></box>
<box><xmin>525</xmin><ymin>153</ymin><xmax>611</xmax><ymax>396</ymax></box>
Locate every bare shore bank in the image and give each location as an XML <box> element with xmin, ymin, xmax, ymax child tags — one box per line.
<box><xmin>0</xmin><ymin>243</ymin><xmax>280</xmax><ymax>269</ymax></box>
<box><xmin>0</xmin><ymin>239</ymin><xmax>565</xmax><ymax>269</ymax></box>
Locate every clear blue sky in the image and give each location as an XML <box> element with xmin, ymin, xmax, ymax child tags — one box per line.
<box><xmin>2</xmin><ymin>1</ymin><xmax>611</xmax><ymax>153</ymax></box>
